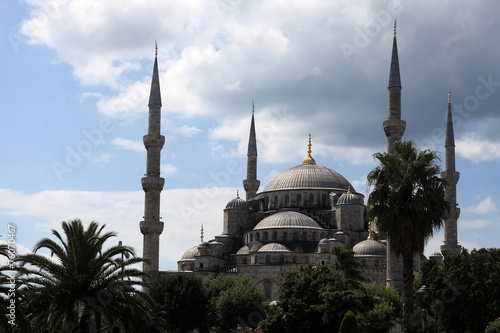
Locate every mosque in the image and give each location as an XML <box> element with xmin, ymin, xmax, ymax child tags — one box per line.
<box><xmin>140</xmin><ymin>25</ymin><xmax>462</xmax><ymax>300</ymax></box>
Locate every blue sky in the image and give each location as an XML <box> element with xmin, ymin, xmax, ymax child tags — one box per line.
<box><xmin>1</xmin><ymin>0</ymin><xmax>499</xmax><ymax>271</ymax></box>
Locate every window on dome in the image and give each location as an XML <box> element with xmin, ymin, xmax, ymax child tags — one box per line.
<box><xmin>273</xmin><ymin>232</ymin><xmax>277</xmax><ymax>240</ymax></box>
<box><xmin>309</xmin><ymin>193</ymin><xmax>314</xmax><ymax>206</ymax></box>
<box><xmin>285</xmin><ymin>194</ymin><xmax>290</xmax><ymax>207</ymax></box>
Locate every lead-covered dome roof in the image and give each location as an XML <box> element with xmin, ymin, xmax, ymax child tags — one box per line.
<box><xmin>337</xmin><ymin>188</ymin><xmax>363</xmax><ymax>205</ymax></box>
<box><xmin>181</xmin><ymin>246</ymin><xmax>199</xmax><ymax>260</ymax></box>
<box><xmin>258</xmin><ymin>243</ymin><xmax>291</xmax><ymax>252</ymax></box>
<box><xmin>263</xmin><ymin>164</ymin><xmax>353</xmax><ymax>192</ymax></box>
<box><xmin>253</xmin><ymin>211</ymin><xmax>322</xmax><ymax>230</ymax></box>
<box><xmin>353</xmin><ymin>240</ymin><xmax>387</xmax><ymax>256</ymax></box>
<box><xmin>225</xmin><ymin>191</ymin><xmax>249</xmax><ymax>209</ymax></box>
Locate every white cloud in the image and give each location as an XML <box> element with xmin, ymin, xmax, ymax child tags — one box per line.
<box><xmin>0</xmin><ymin>187</ymin><xmax>235</xmax><ymax>271</ymax></box>
<box><xmin>456</xmin><ymin>132</ymin><xmax>500</xmax><ymax>162</ymax></box>
<box><xmin>161</xmin><ymin>163</ymin><xmax>178</xmax><ymax>176</ymax></box>
<box><xmin>459</xmin><ymin>219</ymin><xmax>491</xmax><ymax>229</ymax></box>
<box><xmin>464</xmin><ymin>196</ymin><xmax>498</xmax><ymax>215</ymax></box>
<box><xmin>112</xmin><ymin>137</ymin><xmax>144</xmax><ymax>152</ymax></box>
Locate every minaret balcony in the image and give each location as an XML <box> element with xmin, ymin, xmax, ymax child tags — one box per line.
<box><xmin>140</xmin><ymin>221</ymin><xmax>164</xmax><ymax>235</ymax></box>
<box><xmin>142</xmin><ymin>176</ymin><xmax>165</xmax><ymax>191</ymax></box>
<box><xmin>143</xmin><ymin>134</ymin><xmax>165</xmax><ymax>150</ymax></box>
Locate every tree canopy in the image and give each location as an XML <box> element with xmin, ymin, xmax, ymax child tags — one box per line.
<box><xmin>418</xmin><ymin>248</ymin><xmax>500</xmax><ymax>333</ymax></box>
<box><xmin>367</xmin><ymin>140</ymin><xmax>448</xmax><ymax>333</ymax></box>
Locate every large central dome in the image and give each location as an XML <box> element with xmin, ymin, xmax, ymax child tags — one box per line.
<box><xmin>263</xmin><ymin>164</ymin><xmax>353</xmax><ymax>192</ymax></box>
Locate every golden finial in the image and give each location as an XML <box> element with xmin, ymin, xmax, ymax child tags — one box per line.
<box><xmin>347</xmin><ymin>185</ymin><xmax>351</xmax><ymax>194</ymax></box>
<box><xmin>393</xmin><ymin>19</ymin><xmax>397</xmax><ymax>36</ymax></box>
<box><xmin>367</xmin><ymin>222</ymin><xmax>373</xmax><ymax>240</ymax></box>
<box><xmin>252</xmin><ymin>100</ymin><xmax>254</xmax><ymax>115</ymax></box>
<box><xmin>448</xmin><ymin>89</ymin><xmax>451</xmax><ymax>103</ymax></box>
<box><xmin>200</xmin><ymin>224</ymin><xmax>204</xmax><ymax>244</ymax></box>
<box><xmin>236</xmin><ymin>190</ymin><xmax>240</xmax><ymax>199</ymax></box>
<box><xmin>155</xmin><ymin>41</ymin><xmax>158</xmax><ymax>57</ymax></box>
<box><xmin>302</xmin><ymin>133</ymin><xmax>316</xmax><ymax>165</ymax></box>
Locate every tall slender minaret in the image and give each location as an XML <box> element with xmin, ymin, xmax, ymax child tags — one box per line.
<box><xmin>243</xmin><ymin>101</ymin><xmax>260</xmax><ymax>201</ymax></box>
<box><xmin>383</xmin><ymin>20</ymin><xmax>406</xmax><ymax>154</ymax></box>
<box><xmin>140</xmin><ymin>43</ymin><xmax>165</xmax><ymax>281</ymax></box>
<box><xmin>441</xmin><ymin>91</ymin><xmax>462</xmax><ymax>257</ymax></box>
<box><xmin>384</xmin><ymin>21</ymin><xmax>405</xmax><ymax>292</ymax></box>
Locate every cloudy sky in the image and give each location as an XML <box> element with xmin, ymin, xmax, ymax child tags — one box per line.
<box><xmin>1</xmin><ymin>0</ymin><xmax>499</xmax><ymax>270</ymax></box>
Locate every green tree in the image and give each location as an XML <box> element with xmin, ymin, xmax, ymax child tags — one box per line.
<box><xmin>149</xmin><ymin>273</ymin><xmax>208</xmax><ymax>333</ymax></box>
<box><xmin>339</xmin><ymin>310</ymin><xmax>358</xmax><ymax>333</ymax></box>
<box><xmin>486</xmin><ymin>318</ymin><xmax>500</xmax><ymax>333</ymax></box>
<box><xmin>419</xmin><ymin>248</ymin><xmax>500</xmax><ymax>333</ymax></box>
<box><xmin>17</xmin><ymin>219</ymin><xmax>155</xmax><ymax>333</ymax></box>
<box><xmin>203</xmin><ymin>274</ymin><xmax>267</xmax><ymax>333</ymax></box>
<box><xmin>260</xmin><ymin>263</ymin><xmax>401</xmax><ymax>333</ymax></box>
<box><xmin>367</xmin><ymin>140</ymin><xmax>448</xmax><ymax>333</ymax></box>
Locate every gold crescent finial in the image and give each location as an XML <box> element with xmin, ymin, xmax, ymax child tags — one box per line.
<box><xmin>394</xmin><ymin>19</ymin><xmax>397</xmax><ymax>36</ymax></box>
<box><xmin>347</xmin><ymin>185</ymin><xmax>351</xmax><ymax>194</ymax></box>
<box><xmin>155</xmin><ymin>41</ymin><xmax>158</xmax><ymax>57</ymax></box>
<box><xmin>236</xmin><ymin>190</ymin><xmax>240</xmax><ymax>199</ymax></box>
<box><xmin>367</xmin><ymin>221</ymin><xmax>373</xmax><ymax>240</ymax></box>
<box><xmin>302</xmin><ymin>133</ymin><xmax>316</xmax><ymax>165</ymax></box>
<box><xmin>448</xmin><ymin>89</ymin><xmax>451</xmax><ymax>103</ymax></box>
<box><xmin>200</xmin><ymin>224</ymin><xmax>204</xmax><ymax>244</ymax></box>
<box><xmin>252</xmin><ymin>100</ymin><xmax>254</xmax><ymax>115</ymax></box>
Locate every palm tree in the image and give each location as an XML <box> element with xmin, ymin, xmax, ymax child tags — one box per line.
<box><xmin>17</xmin><ymin>219</ymin><xmax>156</xmax><ymax>332</ymax></box>
<box><xmin>367</xmin><ymin>140</ymin><xmax>448</xmax><ymax>333</ymax></box>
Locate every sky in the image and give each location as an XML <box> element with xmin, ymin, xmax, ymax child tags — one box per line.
<box><xmin>1</xmin><ymin>0</ymin><xmax>499</xmax><ymax>271</ymax></box>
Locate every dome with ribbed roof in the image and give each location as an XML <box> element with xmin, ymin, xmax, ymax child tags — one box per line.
<box><xmin>253</xmin><ymin>211</ymin><xmax>322</xmax><ymax>230</ymax></box>
<box><xmin>258</xmin><ymin>243</ymin><xmax>291</xmax><ymax>252</ymax></box>
<box><xmin>236</xmin><ymin>245</ymin><xmax>250</xmax><ymax>255</ymax></box>
<box><xmin>181</xmin><ymin>246</ymin><xmax>199</xmax><ymax>260</ymax></box>
<box><xmin>225</xmin><ymin>191</ymin><xmax>249</xmax><ymax>209</ymax></box>
<box><xmin>353</xmin><ymin>240</ymin><xmax>386</xmax><ymax>256</ymax></box>
<box><xmin>337</xmin><ymin>188</ymin><xmax>363</xmax><ymax>205</ymax></box>
<box><xmin>263</xmin><ymin>164</ymin><xmax>353</xmax><ymax>192</ymax></box>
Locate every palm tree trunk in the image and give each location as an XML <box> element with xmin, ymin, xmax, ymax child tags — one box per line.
<box><xmin>402</xmin><ymin>252</ymin><xmax>415</xmax><ymax>333</ymax></box>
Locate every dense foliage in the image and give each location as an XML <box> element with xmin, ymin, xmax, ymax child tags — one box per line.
<box><xmin>418</xmin><ymin>248</ymin><xmax>500</xmax><ymax>333</ymax></box>
<box><xmin>367</xmin><ymin>140</ymin><xmax>448</xmax><ymax>333</ymax></box>
<box><xmin>339</xmin><ymin>310</ymin><xmax>359</xmax><ymax>333</ymax></box>
<box><xmin>260</xmin><ymin>247</ymin><xmax>401</xmax><ymax>333</ymax></box>
<box><xmin>204</xmin><ymin>274</ymin><xmax>268</xmax><ymax>333</ymax></box>
<box><xmin>149</xmin><ymin>273</ymin><xmax>209</xmax><ymax>333</ymax></box>
<box><xmin>16</xmin><ymin>219</ymin><xmax>156</xmax><ymax>333</ymax></box>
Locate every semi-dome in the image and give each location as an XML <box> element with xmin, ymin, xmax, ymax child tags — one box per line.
<box><xmin>236</xmin><ymin>245</ymin><xmax>250</xmax><ymax>255</ymax></box>
<box><xmin>225</xmin><ymin>191</ymin><xmax>249</xmax><ymax>209</ymax></box>
<box><xmin>263</xmin><ymin>164</ymin><xmax>353</xmax><ymax>192</ymax></box>
<box><xmin>258</xmin><ymin>243</ymin><xmax>291</xmax><ymax>252</ymax></box>
<box><xmin>353</xmin><ymin>240</ymin><xmax>387</xmax><ymax>256</ymax></box>
<box><xmin>181</xmin><ymin>246</ymin><xmax>199</xmax><ymax>260</ymax></box>
<box><xmin>253</xmin><ymin>211</ymin><xmax>322</xmax><ymax>230</ymax></box>
<box><xmin>337</xmin><ymin>188</ymin><xmax>363</xmax><ymax>205</ymax></box>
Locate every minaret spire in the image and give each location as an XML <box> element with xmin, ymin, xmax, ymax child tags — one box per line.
<box><xmin>383</xmin><ymin>19</ymin><xmax>406</xmax><ymax>154</ymax></box>
<box><xmin>441</xmin><ymin>91</ymin><xmax>462</xmax><ymax>257</ymax></box>
<box><xmin>243</xmin><ymin>101</ymin><xmax>260</xmax><ymax>201</ymax></box>
<box><xmin>140</xmin><ymin>43</ymin><xmax>165</xmax><ymax>284</ymax></box>
<box><xmin>383</xmin><ymin>23</ymin><xmax>406</xmax><ymax>293</ymax></box>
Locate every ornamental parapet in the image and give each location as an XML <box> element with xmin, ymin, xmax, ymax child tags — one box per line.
<box><xmin>142</xmin><ymin>176</ymin><xmax>165</xmax><ymax>192</ymax></box>
<box><xmin>383</xmin><ymin>119</ymin><xmax>406</xmax><ymax>136</ymax></box>
<box><xmin>143</xmin><ymin>134</ymin><xmax>165</xmax><ymax>150</ymax></box>
<box><xmin>140</xmin><ymin>221</ymin><xmax>164</xmax><ymax>235</ymax></box>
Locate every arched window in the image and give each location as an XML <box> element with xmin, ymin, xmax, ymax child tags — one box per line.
<box><xmin>256</xmin><ymin>232</ymin><xmax>260</xmax><ymax>241</ymax></box>
<box><xmin>302</xmin><ymin>231</ymin><xmax>307</xmax><ymax>241</ymax></box>
<box><xmin>264</xmin><ymin>232</ymin><xmax>268</xmax><ymax>240</ymax></box>
<box><xmin>274</xmin><ymin>195</ymin><xmax>279</xmax><ymax>209</ymax></box>
<box><xmin>312</xmin><ymin>232</ymin><xmax>317</xmax><ymax>241</ymax></box>
<box><xmin>243</xmin><ymin>257</ymin><xmax>247</xmax><ymax>265</ymax></box>
<box><xmin>293</xmin><ymin>232</ymin><xmax>298</xmax><ymax>240</ymax></box>
<box><xmin>297</xmin><ymin>194</ymin><xmax>302</xmax><ymax>206</ymax></box>
<box><xmin>285</xmin><ymin>194</ymin><xmax>290</xmax><ymax>207</ymax></box>
<box><xmin>273</xmin><ymin>232</ymin><xmax>278</xmax><ymax>240</ymax></box>
<box><xmin>309</xmin><ymin>193</ymin><xmax>314</xmax><ymax>206</ymax></box>
<box><xmin>265</xmin><ymin>196</ymin><xmax>269</xmax><ymax>210</ymax></box>
<box><xmin>200</xmin><ymin>263</ymin><xmax>204</xmax><ymax>269</ymax></box>
<box><xmin>254</xmin><ymin>255</ymin><xmax>259</xmax><ymax>264</ymax></box>
<box><xmin>322</xmin><ymin>194</ymin><xmax>327</xmax><ymax>206</ymax></box>
<box><xmin>250</xmin><ymin>234</ymin><xmax>254</xmax><ymax>242</ymax></box>
<box><xmin>266</xmin><ymin>255</ymin><xmax>271</xmax><ymax>264</ymax></box>
<box><xmin>283</xmin><ymin>232</ymin><xmax>288</xmax><ymax>241</ymax></box>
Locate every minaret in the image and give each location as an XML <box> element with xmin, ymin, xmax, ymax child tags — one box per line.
<box><xmin>243</xmin><ymin>101</ymin><xmax>260</xmax><ymax>201</ymax></box>
<box><xmin>441</xmin><ymin>91</ymin><xmax>462</xmax><ymax>257</ymax></box>
<box><xmin>140</xmin><ymin>43</ymin><xmax>165</xmax><ymax>281</ymax></box>
<box><xmin>383</xmin><ymin>20</ymin><xmax>406</xmax><ymax>154</ymax></box>
<box><xmin>384</xmin><ymin>22</ymin><xmax>405</xmax><ymax>293</ymax></box>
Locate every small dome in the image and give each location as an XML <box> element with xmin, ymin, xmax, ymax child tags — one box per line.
<box><xmin>236</xmin><ymin>245</ymin><xmax>250</xmax><ymax>255</ymax></box>
<box><xmin>199</xmin><ymin>241</ymin><xmax>210</xmax><ymax>247</ymax></box>
<box><xmin>253</xmin><ymin>211</ymin><xmax>322</xmax><ymax>230</ymax></box>
<box><xmin>337</xmin><ymin>188</ymin><xmax>363</xmax><ymax>205</ymax></box>
<box><xmin>319</xmin><ymin>238</ymin><xmax>331</xmax><ymax>245</ymax></box>
<box><xmin>353</xmin><ymin>240</ymin><xmax>387</xmax><ymax>256</ymax></box>
<box><xmin>258</xmin><ymin>243</ymin><xmax>291</xmax><ymax>252</ymax></box>
<box><xmin>430</xmin><ymin>252</ymin><xmax>443</xmax><ymax>257</ymax></box>
<box><xmin>225</xmin><ymin>192</ymin><xmax>249</xmax><ymax>210</ymax></box>
<box><xmin>181</xmin><ymin>246</ymin><xmax>199</xmax><ymax>260</ymax></box>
